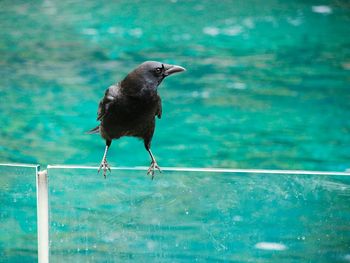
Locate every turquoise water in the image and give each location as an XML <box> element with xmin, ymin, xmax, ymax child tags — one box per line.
<box><xmin>1</xmin><ymin>0</ymin><xmax>349</xmax><ymax>170</ymax></box>
<box><xmin>1</xmin><ymin>166</ymin><xmax>350</xmax><ymax>262</ymax></box>
<box><xmin>1</xmin><ymin>1</ymin><xmax>350</xmax><ymax>262</ymax></box>
<box><xmin>0</xmin><ymin>166</ymin><xmax>37</xmax><ymax>262</ymax></box>
<box><xmin>47</xmin><ymin>168</ymin><xmax>350</xmax><ymax>263</ymax></box>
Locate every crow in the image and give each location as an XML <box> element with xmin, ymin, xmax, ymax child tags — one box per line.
<box><xmin>88</xmin><ymin>61</ymin><xmax>185</xmax><ymax>178</ymax></box>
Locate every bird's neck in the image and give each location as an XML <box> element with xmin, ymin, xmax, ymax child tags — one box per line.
<box><xmin>121</xmin><ymin>75</ymin><xmax>158</xmax><ymax>99</ymax></box>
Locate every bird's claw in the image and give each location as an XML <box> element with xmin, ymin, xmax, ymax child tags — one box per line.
<box><xmin>98</xmin><ymin>158</ymin><xmax>111</xmax><ymax>178</ymax></box>
<box><xmin>147</xmin><ymin>161</ymin><xmax>162</xmax><ymax>179</ymax></box>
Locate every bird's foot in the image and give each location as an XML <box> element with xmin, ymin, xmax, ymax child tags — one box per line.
<box><xmin>98</xmin><ymin>158</ymin><xmax>111</xmax><ymax>178</ymax></box>
<box><xmin>147</xmin><ymin>161</ymin><xmax>162</xmax><ymax>179</ymax></box>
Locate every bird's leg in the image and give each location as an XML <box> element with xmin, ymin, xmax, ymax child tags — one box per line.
<box><xmin>98</xmin><ymin>141</ymin><xmax>111</xmax><ymax>178</ymax></box>
<box><xmin>146</xmin><ymin>149</ymin><xmax>161</xmax><ymax>179</ymax></box>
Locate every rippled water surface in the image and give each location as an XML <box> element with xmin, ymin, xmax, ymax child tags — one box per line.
<box><xmin>0</xmin><ymin>0</ymin><xmax>350</xmax><ymax>262</ymax></box>
<box><xmin>1</xmin><ymin>0</ymin><xmax>349</xmax><ymax>170</ymax></box>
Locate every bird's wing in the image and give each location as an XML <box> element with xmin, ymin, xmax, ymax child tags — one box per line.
<box><xmin>97</xmin><ymin>84</ymin><xmax>119</xmax><ymax>121</ymax></box>
<box><xmin>156</xmin><ymin>95</ymin><xmax>162</xmax><ymax>119</ymax></box>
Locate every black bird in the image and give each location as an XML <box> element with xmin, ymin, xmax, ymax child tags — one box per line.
<box><xmin>88</xmin><ymin>61</ymin><xmax>186</xmax><ymax>178</ymax></box>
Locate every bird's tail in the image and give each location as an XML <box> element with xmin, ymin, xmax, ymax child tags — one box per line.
<box><xmin>86</xmin><ymin>125</ymin><xmax>100</xmax><ymax>134</ymax></box>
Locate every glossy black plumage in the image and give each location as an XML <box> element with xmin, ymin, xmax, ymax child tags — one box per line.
<box><xmin>88</xmin><ymin>61</ymin><xmax>185</xmax><ymax>178</ymax></box>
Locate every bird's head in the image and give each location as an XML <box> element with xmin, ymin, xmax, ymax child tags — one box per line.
<box><xmin>121</xmin><ymin>61</ymin><xmax>186</xmax><ymax>96</ymax></box>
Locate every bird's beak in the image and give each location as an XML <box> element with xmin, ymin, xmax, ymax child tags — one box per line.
<box><xmin>164</xmin><ymin>64</ymin><xmax>186</xmax><ymax>76</ymax></box>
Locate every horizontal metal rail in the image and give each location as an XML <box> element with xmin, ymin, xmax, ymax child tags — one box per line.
<box><xmin>47</xmin><ymin>164</ymin><xmax>350</xmax><ymax>176</ymax></box>
<box><xmin>1</xmin><ymin>163</ymin><xmax>349</xmax><ymax>176</ymax></box>
<box><xmin>0</xmin><ymin>163</ymin><xmax>40</xmax><ymax>169</ymax></box>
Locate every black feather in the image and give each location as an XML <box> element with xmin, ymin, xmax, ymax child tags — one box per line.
<box><xmin>86</xmin><ymin>125</ymin><xmax>100</xmax><ymax>134</ymax></box>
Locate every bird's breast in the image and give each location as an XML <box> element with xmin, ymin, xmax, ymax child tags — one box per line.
<box><xmin>101</xmin><ymin>96</ymin><xmax>158</xmax><ymax>140</ymax></box>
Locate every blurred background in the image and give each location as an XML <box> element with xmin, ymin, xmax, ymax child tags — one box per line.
<box><xmin>0</xmin><ymin>0</ymin><xmax>349</xmax><ymax>171</ymax></box>
<box><xmin>1</xmin><ymin>1</ymin><xmax>350</xmax><ymax>262</ymax></box>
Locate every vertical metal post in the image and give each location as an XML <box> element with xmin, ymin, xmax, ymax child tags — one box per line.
<box><xmin>36</xmin><ymin>170</ymin><xmax>49</xmax><ymax>263</ymax></box>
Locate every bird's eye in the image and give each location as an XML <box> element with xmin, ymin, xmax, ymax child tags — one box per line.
<box><xmin>155</xmin><ymin>67</ymin><xmax>162</xmax><ymax>74</ymax></box>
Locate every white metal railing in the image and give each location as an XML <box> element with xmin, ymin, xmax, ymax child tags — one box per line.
<box><xmin>0</xmin><ymin>163</ymin><xmax>40</xmax><ymax>169</ymax></box>
<box><xmin>1</xmin><ymin>162</ymin><xmax>350</xmax><ymax>263</ymax></box>
<box><xmin>47</xmin><ymin>164</ymin><xmax>350</xmax><ymax>176</ymax></box>
<box><xmin>37</xmin><ymin>170</ymin><xmax>49</xmax><ymax>263</ymax></box>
